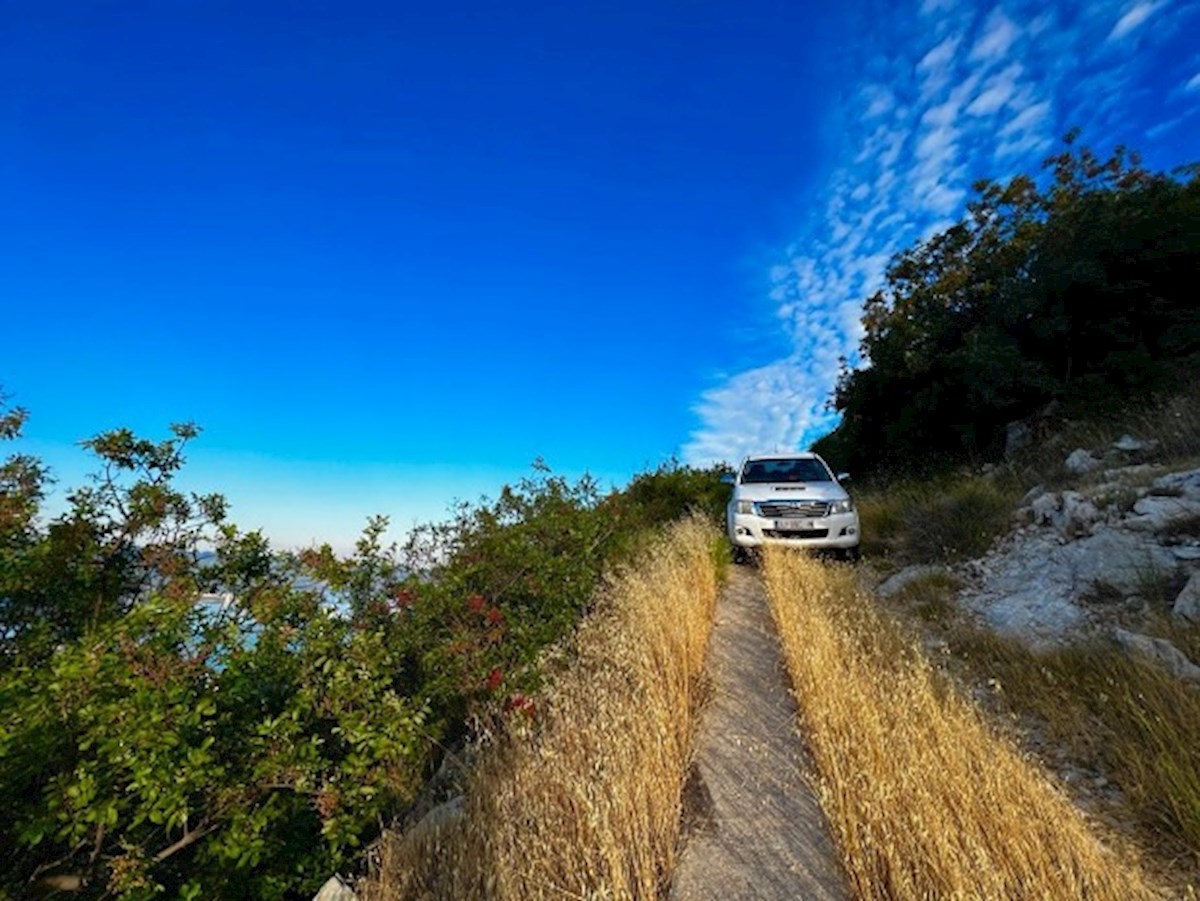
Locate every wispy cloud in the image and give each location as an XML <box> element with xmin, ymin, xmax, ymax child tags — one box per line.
<box><xmin>1108</xmin><ymin>1</ymin><xmax>1164</xmax><ymax>40</ymax></box>
<box><xmin>971</xmin><ymin>8</ymin><xmax>1020</xmax><ymax>60</ymax></box>
<box><xmin>683</xmin><ymin>0</ymin><xmax>1200</xmax><ymax>466</ymax></box>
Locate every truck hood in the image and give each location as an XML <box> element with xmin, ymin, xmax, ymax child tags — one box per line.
<box><xmin>733</xmin><ymin>482</ymin><xmax>850</xmax><ymax>503</ymax></box>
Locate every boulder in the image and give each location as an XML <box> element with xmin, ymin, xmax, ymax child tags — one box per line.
<box><xmin>1064</xmin><ymin>449</ymin><xmax>1101</xmax><ymax>475</ymax></box>
<box><xmin>1114</xmin><ymin>628</ymin><xmax>1200</xmax><ymax>683</ymax></box>
<box><xmin>314</xmin><ymin>876</ymin><xmax>358</xmax><ymax>901</ymax></box>
<box><xmin>1030</xmin><ymin>492</ymin><xmax>1061</xmax><ymax>527</ymax></box>
<box><xmin>1111</xmin><ymin>434</ymin><xmax>1159</xmax><ymax>454</ymax></box>
<box><xmin>1124</xmin><ymin>495</ymin><xmax>1200</xmax><ymax>532</ymax></box>
<box><xmin>1021</xmin><ymin>484</ymin><xmax>1047</xmax><ymax>506</ymax></box>
<box><xmin>1060</xmin><ymin>491</ymin><xmax>1102</xmax><ymax>537</ymax></box>
<box><xmin>1151</xmin><ymin>468</ymin><xmax>1200</xmax><ymax>499</ymax></box>
<box><xmin>876</xmin><ymin>564</ymin><xmax>947</xmax><ymax>600</ymax></box>
<box><xmin>1173</xmin><ymin>572</ymin><xmax>1200</xmax><ymax>624</ymax></box>
<box><xmin>1029</xmin><ymin>491</ymin><xmax>1102</xmax><ymax>538</ymax></box>
<box><xmin>960</xmin><ymin>526</ymin><xmax>1176</xmax><ymax>647</ymax></box>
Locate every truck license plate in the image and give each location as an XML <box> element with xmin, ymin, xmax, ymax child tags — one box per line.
<box><xmin>775</xmin><ymin>519</ymin><xmax>813</xmax><ymax>530</ymax></box>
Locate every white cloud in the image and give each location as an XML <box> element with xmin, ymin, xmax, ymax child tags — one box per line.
<box><xmin>1108</xmin><ymin>1</ymin><xmax>1164</xmax><ymax>40</ymax></box>
<box><xmin>862</xmin><ymin>84</ymin><xmax>897</xmax><ymax>118</ymax></box>
<box><xmin>921</xmin><ymin>0</ymin><xmax>958</xmax><ymax>16</ymax></box>
<box><xmin>919</xmin><ymin>35</ymin><xmax>961</xmax><ymax>72</ymax></box>
<box><xmin>967</xmin><ymin>63</ymin><xmax>1022</xmax><ymax>114</ymax></box>
<box><xmin>970</xmin><ymin>8</ymin><xmax>1020</xmax><ymax>62</ymax></box>
<box><xmin>918</xmin><ymin>34</ymin><xmax>963</xmax><ymax>98</ymax></box>
<box><xmin>999</xmin><ymin>99</ymin><xmax>1052</xmax><ymax>135</ymax></box>
<box><xmin>916</xmin><ymin>123</ymin><xmax>958</xmax><ymax>160</ymax></box>
<box><xmin>682</xmin><ymin>357</ymin><xmax>843</xmax><ymax>465</ymax></box>
<box><xmin>1186</xmin><ymin>71</ymin><xmax>1200</xmax><ymax>92</ymax></box>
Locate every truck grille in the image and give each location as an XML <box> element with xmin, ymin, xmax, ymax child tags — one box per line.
<box><xmin>757</xmin><ymin>501</ymin><xmax>830</xmax><ymax>518</ymax></box>
<box><xmin>763</xmin><ymin>528</ymin><xmax>830</xmax><ymax>540</ymax></box>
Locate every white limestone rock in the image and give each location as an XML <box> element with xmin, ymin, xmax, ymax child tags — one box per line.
<box><xmin>1065</xmin><ymin>449</ymin><xmax>1101</xmax><ymax>475</ymax></box>
<box><xmin>1114</xmin><ymin>628</ymin><xmax>1200</xmax><ymax>683</ymax></box>
<box><xmin>1172</xmin><ymin>571</ymin><xmax>1200</xmax><ymax>624</ymax></box>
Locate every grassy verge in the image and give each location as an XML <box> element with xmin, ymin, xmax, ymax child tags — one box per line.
<box><xmin>361</xmin><ymin>517</ymin><xmax>721</xmax><ymax>900</ymax></box>
<box><xmin>764</xmin><ymin>549</ymin><xmax>1155</xmax><ymax>900</ymax></box>
<box><xmin>856</xmin><ymin>473</ymin><xmax>1019</xmax><ymax>564</ymax></box>
<box><xmin>942</xmin><ymin>617</ymin><xmax>1200</xmax><ymax>869</ymax></box>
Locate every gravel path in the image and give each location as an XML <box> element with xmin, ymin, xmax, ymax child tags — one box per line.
<box><xmin>669</xmin><ymin>567</ymin><xmax>847</xmax><ymax>901</ymax></box>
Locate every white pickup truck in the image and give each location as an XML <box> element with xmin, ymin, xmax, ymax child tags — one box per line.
<box><xmin>723</xmin><ymin>452</ymin><xmax>860</xmax><ymax>562</ymax></box>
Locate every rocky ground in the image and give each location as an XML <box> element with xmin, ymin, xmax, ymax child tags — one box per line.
<box><xmin>880</xmin><ymin>435</ymin><xmax>1200</xmax><ymax>675</ymax></box>
<box><xmin>874</xmin><ymin>435</ymin><xmax>1200</xmax><ymax>894</ymax></box>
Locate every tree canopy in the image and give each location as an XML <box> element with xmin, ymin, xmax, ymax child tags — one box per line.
<box><xmin>813</xmin><ymin>138</ymin><xmax>1200</xmax><ymax>475</ymax></box>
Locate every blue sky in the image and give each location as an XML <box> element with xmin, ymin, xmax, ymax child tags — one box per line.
<box><xmin>3</xmin><ymin>1</ymin><xmax>1198</xmax><ymax>550</ymax></box>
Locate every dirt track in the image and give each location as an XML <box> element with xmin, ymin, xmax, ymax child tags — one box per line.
<box><xmin>669</xmin><ymin>566</ymin><xmax>847</xmax><ymax>900</ymax></box>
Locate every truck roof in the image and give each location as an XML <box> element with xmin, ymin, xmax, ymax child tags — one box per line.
<box><xmin>741</xmin><ymin>452</ymin><xmax>820</xmax><ymax>462</ymax></box>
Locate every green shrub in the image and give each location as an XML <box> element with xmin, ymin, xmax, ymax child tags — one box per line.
<box><xmin>0</xmin><ymin>395</ymin><xmax>731</xmax><ymax>898</ymax></box>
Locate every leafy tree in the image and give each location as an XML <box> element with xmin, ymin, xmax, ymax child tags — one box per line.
<box><xmin>815</xmin><ymin>138</ymin><xmax>1200</xmax><ymax>475</ymax></box>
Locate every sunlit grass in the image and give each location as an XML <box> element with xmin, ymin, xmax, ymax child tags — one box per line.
<box><xmin>764</xmin><ymin>549</ymin><xmax>1156</xmax><ymax>900</ymax></box>
<box><xmin>361</xmin><ymin>517</ymin><xmax>720</xmax><ymax>900</ymax></box>
<box><xmin>948</xmin><ymin>623</ymin><xmax>1200</xmax><ymax>866</ymax></box>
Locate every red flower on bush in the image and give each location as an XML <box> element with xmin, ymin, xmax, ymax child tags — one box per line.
<box><xmin>467</xmin><ymin>594</ymin><xmax>487</xmax><ymax>613</ymax></box>
<box><xmin>393</xmin><ymin>588</ymin><xmax>415</xmax><ymax>609</ymax></box>
<box><xmin>504</xmin><ymin>692</ymin><xmax>537</xmax><ymax>718</ymax></box>
<box><xmin>486</xmin><ymin>607</ymin><xmax>503</xmax><ymax>625</ymax></box>
<box><xmin>486</xmin><ymin>666</ymin><xmax>503</xmax><ymax>692</ymax></box>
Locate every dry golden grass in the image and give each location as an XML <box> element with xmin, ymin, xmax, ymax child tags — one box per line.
<box><xmin>763</xmin><ymin>549</ymin><xmax>1158</xmax><ymax>900</ymax></box>
<box><xmin>361</xmin><ymin>517</ymin><xmax>720</xmax><ymax>900</ymax></box>
<box><xmin>946</xmin><ymin>623</ymin><xmax>1200</xmax><ymax>868</ymax></box>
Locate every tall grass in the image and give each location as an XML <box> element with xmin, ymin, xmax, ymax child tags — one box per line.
<box><xmin>361</xmin><ymin>517</ymin><xmax>720</xmax><ymax>900</ymax></box>
<box><xmin>949</xmin><ymin>624</ymin><xmax>1200</xmax><ymax>863</ymax></box>
<box><xmin>764</xmin><ymin>549</ymin><xmax>1156</xmax><ymax>900</ymax></box>
<box><xmin>856</xmin><ymin>474</ymin><xmax>1018</xmax><ymax>563</ymax></box>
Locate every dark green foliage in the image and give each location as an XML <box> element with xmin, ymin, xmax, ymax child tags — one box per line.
<box><xmin>0</xmin><ymin>395</ymin><xmax>726</xmax><ymax>898</ymax></box>
<box><xmin>817</xmin><ymin>139</ymin><xmax>1200</xmax><ymax>475</ymax></box>
<box><xmin>615</xmin><ymin>459</ymin><xmax>732</xmax><ymax>532</ymax></box>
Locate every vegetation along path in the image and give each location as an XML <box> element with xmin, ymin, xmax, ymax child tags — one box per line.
<box><xmin>670</xmin><ymin>566</ymin><xmax>847</xmax><ymax>900</ymax></box>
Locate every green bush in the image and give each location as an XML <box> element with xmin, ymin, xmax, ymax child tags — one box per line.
<box><xmin>0</xmin><ymin>395</ymin><xmax>729</xmax><ymax>898</ymax></box>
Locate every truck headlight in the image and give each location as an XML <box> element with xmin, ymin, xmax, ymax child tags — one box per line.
<box><xmin>736</xmin><ymin>500</ymin><xmax>755</xmax><ymax>515</ymax></box>
<box><xmin>829</xmin><ymin>499</ymin><xmax>855</xmax><ymax>515</ymax></box>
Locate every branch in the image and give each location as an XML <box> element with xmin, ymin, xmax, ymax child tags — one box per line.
<box><xmin>152</xmin><ymin>821</ymin><xmax>219</xmax><ymax>864</ymax></box>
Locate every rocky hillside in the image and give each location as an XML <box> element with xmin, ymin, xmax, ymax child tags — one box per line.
<box><xmin>883</xmin><ymin>435</ymin><xmax>1200</xmax><ymax>673</ymax></box>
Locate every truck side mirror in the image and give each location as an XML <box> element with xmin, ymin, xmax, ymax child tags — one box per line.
<box><xmin>837</xmin><ymin>472</ymin><xmax>851</xmax><ymax>483</ymax></box>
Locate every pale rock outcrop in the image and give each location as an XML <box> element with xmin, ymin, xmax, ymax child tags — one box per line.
<box><xmin>1029</xmin><ymin>490</ymin><xmax>1105</xmax><ymax>539</ymax></box>
<box><xmin>877</xmin><ymin>564</ymin><xmax>947</xmax><ymax>600</ymax></box>
<box><xmin>1124</xmin><ymin>495</ymin><xmax>1200</xmax><ymax>532</ymax></box>
<box><xmin>961</xmin><ymin>527</ymin><xmax>1175</xmax><ymax>646</ymax></box>
<box><xmin>1173</xmin><ymin>571</ymin><xmax>1200</xmax><ymax>624</ymax></box>
<box><xmin>959</xmin><ymin>459</ymin><xmax>1200</xmax><ymax>649</ymax></box>
<box><xmin>1111</xmin><ymin>434</ymin><xmax>1159</xmax><ymax>455</ymax></box>
<box><xmin>1064</xmin><ymin>449</ymin><xmax>1101</xmax><ymax>475</ymax></box>
<box><xmin>1114</xmin><ymin>628</ymin><xmax>1200</xmax><ymax>683</ymax></box>
<box><xmin>314</xmin><ymin>875</ymin><xmax>358</xmax><ymax>901</ymax></box>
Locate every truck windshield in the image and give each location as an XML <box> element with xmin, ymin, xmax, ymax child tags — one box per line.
<box><xmin>741</xmin><ymin>458</ymin><xmax>832</xmax><ymax>483</ymax></box>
